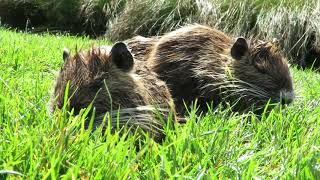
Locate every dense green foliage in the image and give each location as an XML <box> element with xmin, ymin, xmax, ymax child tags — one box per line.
<box><xmin>1</xmin><ymin>27</ymin><xmax>320</xmax><ymax>178</ymax></box>
<box><xmin>0</xmin><ymin>0</ymin><xmax>319</xmax><ymax>67</ymax></box>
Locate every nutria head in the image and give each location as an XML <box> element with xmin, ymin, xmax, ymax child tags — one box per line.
<box><xmin>229</xmin><ymin>37</ymin><xmax>294</xmax><ymax>109</ymax></box>
<box><xmin>51</xmin><ymin>42</ymin><xmax>143</xmax><ymax>115</ymax></box>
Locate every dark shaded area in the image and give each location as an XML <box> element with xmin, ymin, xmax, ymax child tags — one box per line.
<box><xmin>0</xmin><ymin>0</ymin><xmax>107</xmax><ymax>37</ymax></box>
<box><xmin>302</xmin><ymin>34</ymin><xmax>320</xmax><ymax>70</ymax></box>
<box><xmin>0</xmin><ymin>1</ymin><xmax>46</xmax><ymax>28</ymax></box>
<box><xmin>304</xmin><ymin>47</ymin><xmax>320</xmax><ymax>70</ymax></box>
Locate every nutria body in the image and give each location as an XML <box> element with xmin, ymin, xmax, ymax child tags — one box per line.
<box><xmin>127</xmin><ymin>24</ymin><xmax>294</xmax><ymax>114</ymax></box>
<box><xmin>50</xmin><ymin>42</ymin><xmax>176</xmax><ymax>142</ymax></box>
<box><xmin>126</xmin><ymin>36</ymin><xmax>159</xmax><ymax>62</ymax></box>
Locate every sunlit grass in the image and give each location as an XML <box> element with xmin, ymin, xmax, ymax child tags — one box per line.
<box><xmin>0</xmin><ymin>28</ymin><xmax>320</xmax><ymax>178</ymax></box>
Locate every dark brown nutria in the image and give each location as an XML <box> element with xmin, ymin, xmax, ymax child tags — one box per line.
<box><xmin>126</xmin><ymin>24</ymin><xmax>295</xmax><ymax>115</ymax></box>
<box><xmin>50</xmin><ymin>42</ymin><xmax>176</xmax><ymax>142</ymax></box>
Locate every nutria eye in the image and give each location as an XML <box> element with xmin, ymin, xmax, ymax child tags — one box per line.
<box><xmin>254</xmin><ymin>57</ymin><xmax>267</xmax><ymax>73</ymax></box>
<box><xmin>255</xmin><ymin>57</ymin><xmax>264</xmax><ymax>64</ymax></box>
<box><xmin>257</xmin><ymin>48</ymin><xmax>269</xmax><ymax>59</ymax></box>
<box><xmin>254</xmin><ymin>50</ymin><xmax>269</xmax><ymax>66</ymax></box>
<box><xmin>257</xmin><ymin>52</ymin><xmax>266</xmax><ymax>60</ymax></box>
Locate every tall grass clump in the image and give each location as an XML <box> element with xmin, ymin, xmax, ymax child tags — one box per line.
<box><xmin>106</xmin><ymin>0</ymin><xmax>262</xmax><ymax>41</ymax></box>
<box><xmin>80</xmin><ymin>0</ymin><xmax>127</xmax><ymax>35</ymax></box>
<box><xmin>107</xmin><ymin>0</ymin><xmax>219</xmax><ymax>41</ymax></box>
<box><xmin>255</xmin><ymin>2</ymin><xmax>320</xmax><ymax>67</ymax></box>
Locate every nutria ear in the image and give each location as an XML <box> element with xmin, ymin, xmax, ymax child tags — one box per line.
<box><xmin>111</xmin><ymin>42</ymin><xmax>134</xmax><ymax>71</ymax></box>
<box><xmin>231</xmin><ymin>37</ymin><xmax>248</xmax><ymax>60</ymax></box>
<box><xmin>63</xmin><ymin>48</ymin><xmax>70</xmax><ymax>62</ymax></box>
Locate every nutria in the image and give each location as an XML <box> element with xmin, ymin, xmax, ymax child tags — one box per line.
<box><xmin>126</xmin><ymin>24</ymin><xmax>295</xmax><ymax>114</ymax></box>
<box><xmin>126</xmin><ymin>36</ymin><xmax>159</xmax><ymax>62</ymax></box>
<box><xmin>50</xmin><ymin>42</ymin><xmax>176</xmax><ymax>142</ymax></box>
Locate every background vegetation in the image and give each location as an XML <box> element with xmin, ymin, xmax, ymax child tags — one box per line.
<box><xmin>0</xmin><ymin>26</ymin><xmax>320</xmax><ymax>179</ymax></box>
<box><xmin>0</xmin><ymin>0</ymin><xmax>319</xmax><ymax>67</ymax></box>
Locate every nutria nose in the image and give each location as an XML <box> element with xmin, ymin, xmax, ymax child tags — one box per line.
<box><xmin>280</xmin><ymin>90</ymin><xmax>295</xmax><ymax>105</ymax></box>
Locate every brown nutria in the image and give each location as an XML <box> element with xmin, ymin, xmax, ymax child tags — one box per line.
<box><xmin>126</xmin><ymin>24</ymin><xmax>295</xmax><ymax>115</ymax></box>
<box><xmin>50</xmin><ymin>42</ymin><xmax>176</xmax><ymax>142</ymax></box>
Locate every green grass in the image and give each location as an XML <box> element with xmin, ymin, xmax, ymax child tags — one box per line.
<box><xmin>1</xmin><ymin>28</ymin><xmax>320</xmax><ymax>179</ymax></box>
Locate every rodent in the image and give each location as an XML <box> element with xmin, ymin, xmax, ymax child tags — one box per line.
<box><xmin>49</xmin><ymin>42</ymin><xmax>176</xmax><ymax>142</ymax></box>
<box><xmin>126</xmin><ymin>24</ymin><xmax>295</xmax><ymax>115</ymax></box>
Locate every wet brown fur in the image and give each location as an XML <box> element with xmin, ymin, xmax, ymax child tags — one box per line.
<box><xmin>50</xmin><ymin>44</ymin><xmax>176</xmax><ymax>142</ymax></box>
<box><xmin>127</xmin><ymin>24</ymin><xmax>294</xmax><ymax>115</ymax></box>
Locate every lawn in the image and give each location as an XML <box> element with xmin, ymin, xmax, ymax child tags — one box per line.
<box><xmin>1</xmin><ymin>28</ymin><xmax>320</xmax><ymax>179</ymax></box>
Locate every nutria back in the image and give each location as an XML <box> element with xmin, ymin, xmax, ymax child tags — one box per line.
<box><xmin>50</xmin><ymin>42</ymin><xmax>176</xmax><ymax>142</ymax></box>
<box><xmin>128</xmin><ymin>24</ymin><xmax>294</xmax><ymax>114</ymax></box>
